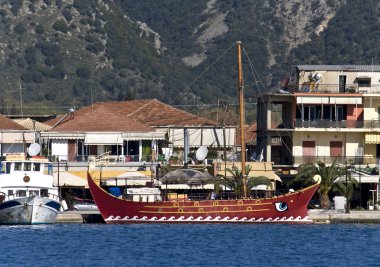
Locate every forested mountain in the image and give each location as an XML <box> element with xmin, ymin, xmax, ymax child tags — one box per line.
<box><xmin>0</xmin><ymin>0</ymin><xmax>378</xmax><ymax>116</ymax></box>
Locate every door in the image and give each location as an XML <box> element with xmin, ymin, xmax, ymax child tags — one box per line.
<box><xmin>302</xmin><ymin>141</ymin><xmax>315</xmax><ymax>156</ymax></box>
<box><xmin>330</xmin><ymin>141</ymin><xmax>343</xmax><ymax>157</ymax></box>
<box><xmin>302</xmin><ymin>141</ymin><xmax>315</xmax><ymax>163</ymax></box>
<box><xmin>68</xmin><ymin>140</ymin><xmax>76</xmax><ymax>161</ymax></box>
<box><xmin>339</xmin><ymin>75</ymin><xmax>346</xmax><ymax>93</ymax></box>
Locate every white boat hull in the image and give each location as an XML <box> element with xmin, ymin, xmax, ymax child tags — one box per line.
<box><xmin>0</xmin><ymin>196</ymin><xmax>61</xmax><ymax>225</ymax></box>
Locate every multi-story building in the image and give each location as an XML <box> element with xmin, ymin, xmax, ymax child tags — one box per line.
<box><xmin>257</xmin><ymin>65</ymin><xmax>380</xmax><ymax>168</ymax></box>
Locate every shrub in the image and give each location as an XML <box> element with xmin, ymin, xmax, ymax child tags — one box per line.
<box><xmin>14</xmin><ymin>23</ymin><xmax>26</xmax><ymax>35</ymax></box>
<box><xmin>52</xmin><ymin>19</ymin><xmax>68</xmax><ymax>33</ymax></box>
<box><xmin>76</xmin><ymin>67</ymin><xmax>91</xmax><ymax>79</ymax></box>
<box><xmin>35</xmin><ymin>24</ymin><xmax>44</xmax><ymax>34</ymax></box>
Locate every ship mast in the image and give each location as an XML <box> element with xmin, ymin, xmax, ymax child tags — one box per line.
<box><xmin>237</xmin><ymin>41</ymin><xmax>247</xmax><ymax>198</ymax></box>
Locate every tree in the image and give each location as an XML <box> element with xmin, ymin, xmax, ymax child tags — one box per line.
<box><xmin>217</xmin><ymin>165</ymin><xmax>273</xmax><ymax>197</ymax></box>
<box><xmin>333</xmin><ymin>175</ymin><xmax>358</xmax><ymax>212</ymax></box>
<box><xmin>295</xmin><ymin>159</ymin><xmax>345</xmax><ymax>209</ymax></box>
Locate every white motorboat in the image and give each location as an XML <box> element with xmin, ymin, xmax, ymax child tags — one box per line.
<box><xmin>0</xmin><ymin>154</ymin><xmax>61</xmax><ymax>225</ymax></box>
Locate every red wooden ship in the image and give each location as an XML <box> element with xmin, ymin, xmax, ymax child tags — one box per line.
<box><xmin>87</xmin><ymin>41</ymin><xmax>321</xmax><ymax>224</ymax></box>
<box><xmin>87</xmin><ymin>173</ymin><xmax>320</xmax><ymax>224</ymax></box>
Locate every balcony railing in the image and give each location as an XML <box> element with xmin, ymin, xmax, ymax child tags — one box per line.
<box><xmin>293</xmin><ymin>119</ymin><xmax>380</xmax><ymax>129</ymax></box>
<box><xmin>293</xmin><ymin>156</ymin><xmax>378</xmax><ymax>166</ymax></box>
<box><xmin>294</xmin><ymin>119</ymin><xmax>364</xmax><ymax>128</ymax></box>
<box><xmin>50</xmin><ymin>154</ymin><xmax>142</xmax><ymax>163</ymax></box>
<box><xmin>296</xmin><ymin>83</ymin><xmax>380</xmax><ymax>94</ymax></box>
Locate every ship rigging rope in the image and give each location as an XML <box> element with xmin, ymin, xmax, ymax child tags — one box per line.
<box><xmin>241</xmin><ymin>46</ymin><xmax>294</xmax><ymax>156</ymax></box>
<box><xmin>169</xmin><ymin>42</ymin><xmax>238</xmax><ymax>105</ymax></box>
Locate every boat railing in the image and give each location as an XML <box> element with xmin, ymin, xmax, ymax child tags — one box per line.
<box><xmin>4</xmin><ymin>192</ymin><xmax>60</xmax><ymax>201</ymax></box>
<box><xmin>121</xmin><ymin>189</ymin><xmax>304</xmax><ymax>203</ymax></box>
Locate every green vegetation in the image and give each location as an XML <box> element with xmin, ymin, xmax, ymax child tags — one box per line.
<box><xmin>0</xmin><ymin>0</ymin><xmax>378</xmax><ymax>118</ymax></box>
<box><xmin>295</xmin><ymin>160</ymin><xmax>346</xmax><ymax>209</ymax></box>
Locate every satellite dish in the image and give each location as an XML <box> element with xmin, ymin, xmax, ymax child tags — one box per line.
<box><xmin>28</xmin><ymin>143</ymin><xmax>41</xmax><ymax>156</ymax></box>
<box><xmin>195</xmin><ymin>146</ymin><xmax>208</xmax><ymax>161</ymax></box>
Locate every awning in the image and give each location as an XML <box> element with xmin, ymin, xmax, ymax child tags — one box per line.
<box><xmin>352</xmin><ymin>174</ymin><xmax>379</xmax><ymax>184</ymax></box>
<box><xmin>85</xmin><ymin>133</ymin><xmax>122</xmax><ymax>145</ymax></box>
<box><xmin>122</xmin><ymin>132</ymin><xmax>166</xmax><ymax>141</ymax></box>
<box><xmin>216</xmin><ymin>162</ymin><xmax>282</xmax><ymax>182</ymax></box>
<box><xmin>105</xmin><ymin>177</ymin><xmax>153</xmax><ymax>186</ymax></box>
<box><xmin>0</xmin><ymin>132</ymin><xmax>35</xmax><ymax>143</ymax></box>
<box><xmin>365</xmin><ymin>134</ymin><xmax>380</xmax><ymax>144</ymax></box>
<box><xmin>53</xmin><ymin>172</ymin><xmax>87</xmax><ymax>187</ymax></box>
<box><xmin>251</xmin><ymin>171</ymin><xmax>282</xmax><ymax>182</ymax></box>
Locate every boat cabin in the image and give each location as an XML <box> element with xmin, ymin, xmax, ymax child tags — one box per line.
<box><xmin>0</xmin><ymin>158</ymin><xmax>57</xmax><ymax>200</ymax></box>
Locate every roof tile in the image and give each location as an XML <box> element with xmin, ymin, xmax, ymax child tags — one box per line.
<box><xmin>0</xmin><ymin>114</ymin><xmax>27</xmax><ymax>130</ymax></box>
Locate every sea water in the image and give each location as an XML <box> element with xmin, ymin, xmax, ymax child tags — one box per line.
<box><xmin>0</xmin><ymin>223</ymin><xmax>379</xmax><ymax>267</ymax></box>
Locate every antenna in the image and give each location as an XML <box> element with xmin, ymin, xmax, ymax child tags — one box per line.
<box><xmin>19</xmin><ymin>77</ymin><xmax>23</xmax><ymax>118</ymax></box>
<box><xmin>195</xmin><ymin>146</ymin><xmax>208</xmax><ymax>161</ymax></box>
<box><xmin>28</xmin><ymin>143</ymin><xmax>41</xmax><ymax>157</ymax></box>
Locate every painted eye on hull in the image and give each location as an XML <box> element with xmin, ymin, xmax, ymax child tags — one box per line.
<box><xmin>274</xmin><ymin>202</ymin><xmax>288</xmax><ymax>212</ymax></box>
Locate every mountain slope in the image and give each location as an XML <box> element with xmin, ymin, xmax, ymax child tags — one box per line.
<box><xmin>0</xmin><ymin>0</ymin><xmax>378</xmax><ymax>116</ymax></box>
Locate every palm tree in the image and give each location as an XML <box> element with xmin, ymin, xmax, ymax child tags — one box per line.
<box><xmin>295</xmin><ymin>159</ymin><xmax>345</xmax><ymax>209</ymax></box>
<box><xmin>333</xmin><ymin>176</ymin><xmax>358</xmax><ymax>211</ymax></box>
<box><xmin>218</xmin><ymin>165</ymin><xmax>273</xmax><ymax>197</ymax></box>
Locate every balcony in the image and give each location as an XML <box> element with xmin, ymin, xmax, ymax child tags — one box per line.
<box><xmin>293</xmin><ymin>156</ymin><xmax>377</xmax><ymax>166</ymax></box>
<box><xmin>293</xmin><ymin>119</ymin><xmax>380</xmax><ymax>129</ymax></box>
<box><xmin>294</xmin><ymin>119</ymin><xmax>364</xmax><ymax>128</ymax></box>
<box><xmin>296</xmin><ymin>83</ymin><xmax>380</xmax><ymax>94</ymax></box>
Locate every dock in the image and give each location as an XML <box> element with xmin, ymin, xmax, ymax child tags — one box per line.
<box><xmin>56</xmin><ymin>210</ymin><xmax>380</xmax><ymax>224</ymax></box>
<box><xmin>56</xmin><ymin>211</ymin><xmax>104</xmax><ymax>223</ymax></box>
<box><xmin>309</xmin><ymin>210</ymin><xmax>380</xmax><ymax>224</ymax></box>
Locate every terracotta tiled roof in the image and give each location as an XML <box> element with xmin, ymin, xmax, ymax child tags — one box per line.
<box><xmin>236</xmin><ymin>123</ymin><xmax>279</xmax><ymax>146</ymax></box>
<box><xmin>236</xmin><ymin>124</ymin><xmax>257</xmax><ymax>146</ymax></box>
<box><xmin>51</xmin><ymin>105</ymin><xmax>153</xmax><ymax>132</ymax></box>
<box><xmin>47</xmin><ymin>99</ymin><xmax>217</xmax><ymax>130</ymax></box>
<box><xmin>97</xmin><ymin>99</ymin><xmax>217</xmax><ymax>126</ymax></box>
<box><xmin>0</xmin><ymin>114</ymin><xmax>27</xmax><ymax>130</ymax></box>
<box><xmin>13</xmin><ymin>118</ymin><xmax>52</xmax><ymax>131</ymax></box>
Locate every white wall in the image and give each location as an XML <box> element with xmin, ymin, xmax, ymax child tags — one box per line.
<box><xmin>363</xmin><ymin>98</ymin><xmax>380</xmax><ymax>121</ymax></box>
<box><xmin>293</xmin><ymin>132</ymin><xmax>362</xmax><ymax>158</ymax></box>
<box><xmin>51</xmin><ymin>139</ymin><xmax>68</xmax><ymax>161</ymax></box>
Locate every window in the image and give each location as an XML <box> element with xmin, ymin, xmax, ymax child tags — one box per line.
<box><xmin>24</xmin><ymin>163</ymin><xmax>32</xmax><ymax>171</ymax></box>
<box><xmin>33</xmin><ymin>163</ymin><xmax>41</xmax><ymax>172</ymax></box>
<box><xmin>16</xmin><ymin>190</ymin><xmax>26</xmax><ymax>197</ymax></box>
<box><xmin>6</xmin><ymin>163</ymin><xmax>11</xmax><ymax>174</ymax></box>
<box><xmin>8</xmin><ymin>190</ymin><xmax>13</xmax><ymax>196</ymax></box>
<box><xmin>357</xmin><ymin>78</ymin><xmax>371</xmax><ymax>87</ymax></box>
<box><xmin>41</xmin><ymin>189</ymin><xmax>48</xmax><ymax>197</ymax></box>
<box><xmin>14</xmin><ymin>163</ymin><xmax>22</xmax><ymax>171</ymax></box>
<box><xmin>29</xmin><ymin>190</ymin><xmax>39</xmax><ymax>196</ymax></box>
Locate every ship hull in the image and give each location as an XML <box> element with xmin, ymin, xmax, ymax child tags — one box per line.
<box><xmin>0</xmin><ymin>196</ymin><xmax>61</xmax><ymax>225</ymax></box>
<box><xmin>88</xmin><ymin>174</ymin><xmax>320</xmax><ymax>224</ymax></box>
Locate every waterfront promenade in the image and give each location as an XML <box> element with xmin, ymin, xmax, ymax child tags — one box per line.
<box><xmin>309</xmin><ymin>209</ymin><xmax>380</xmax><ymax>224</ymax></box>
<box><xmin>56</xmin><ymin>210</ymin><xmax>380</xmax><ymax>224</ymax></box>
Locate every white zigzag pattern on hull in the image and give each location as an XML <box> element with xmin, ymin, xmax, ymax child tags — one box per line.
<box><xmin>105</xmin><ymin>215</ymin><xmax>313</xmax><ymax>223</ymax></box>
